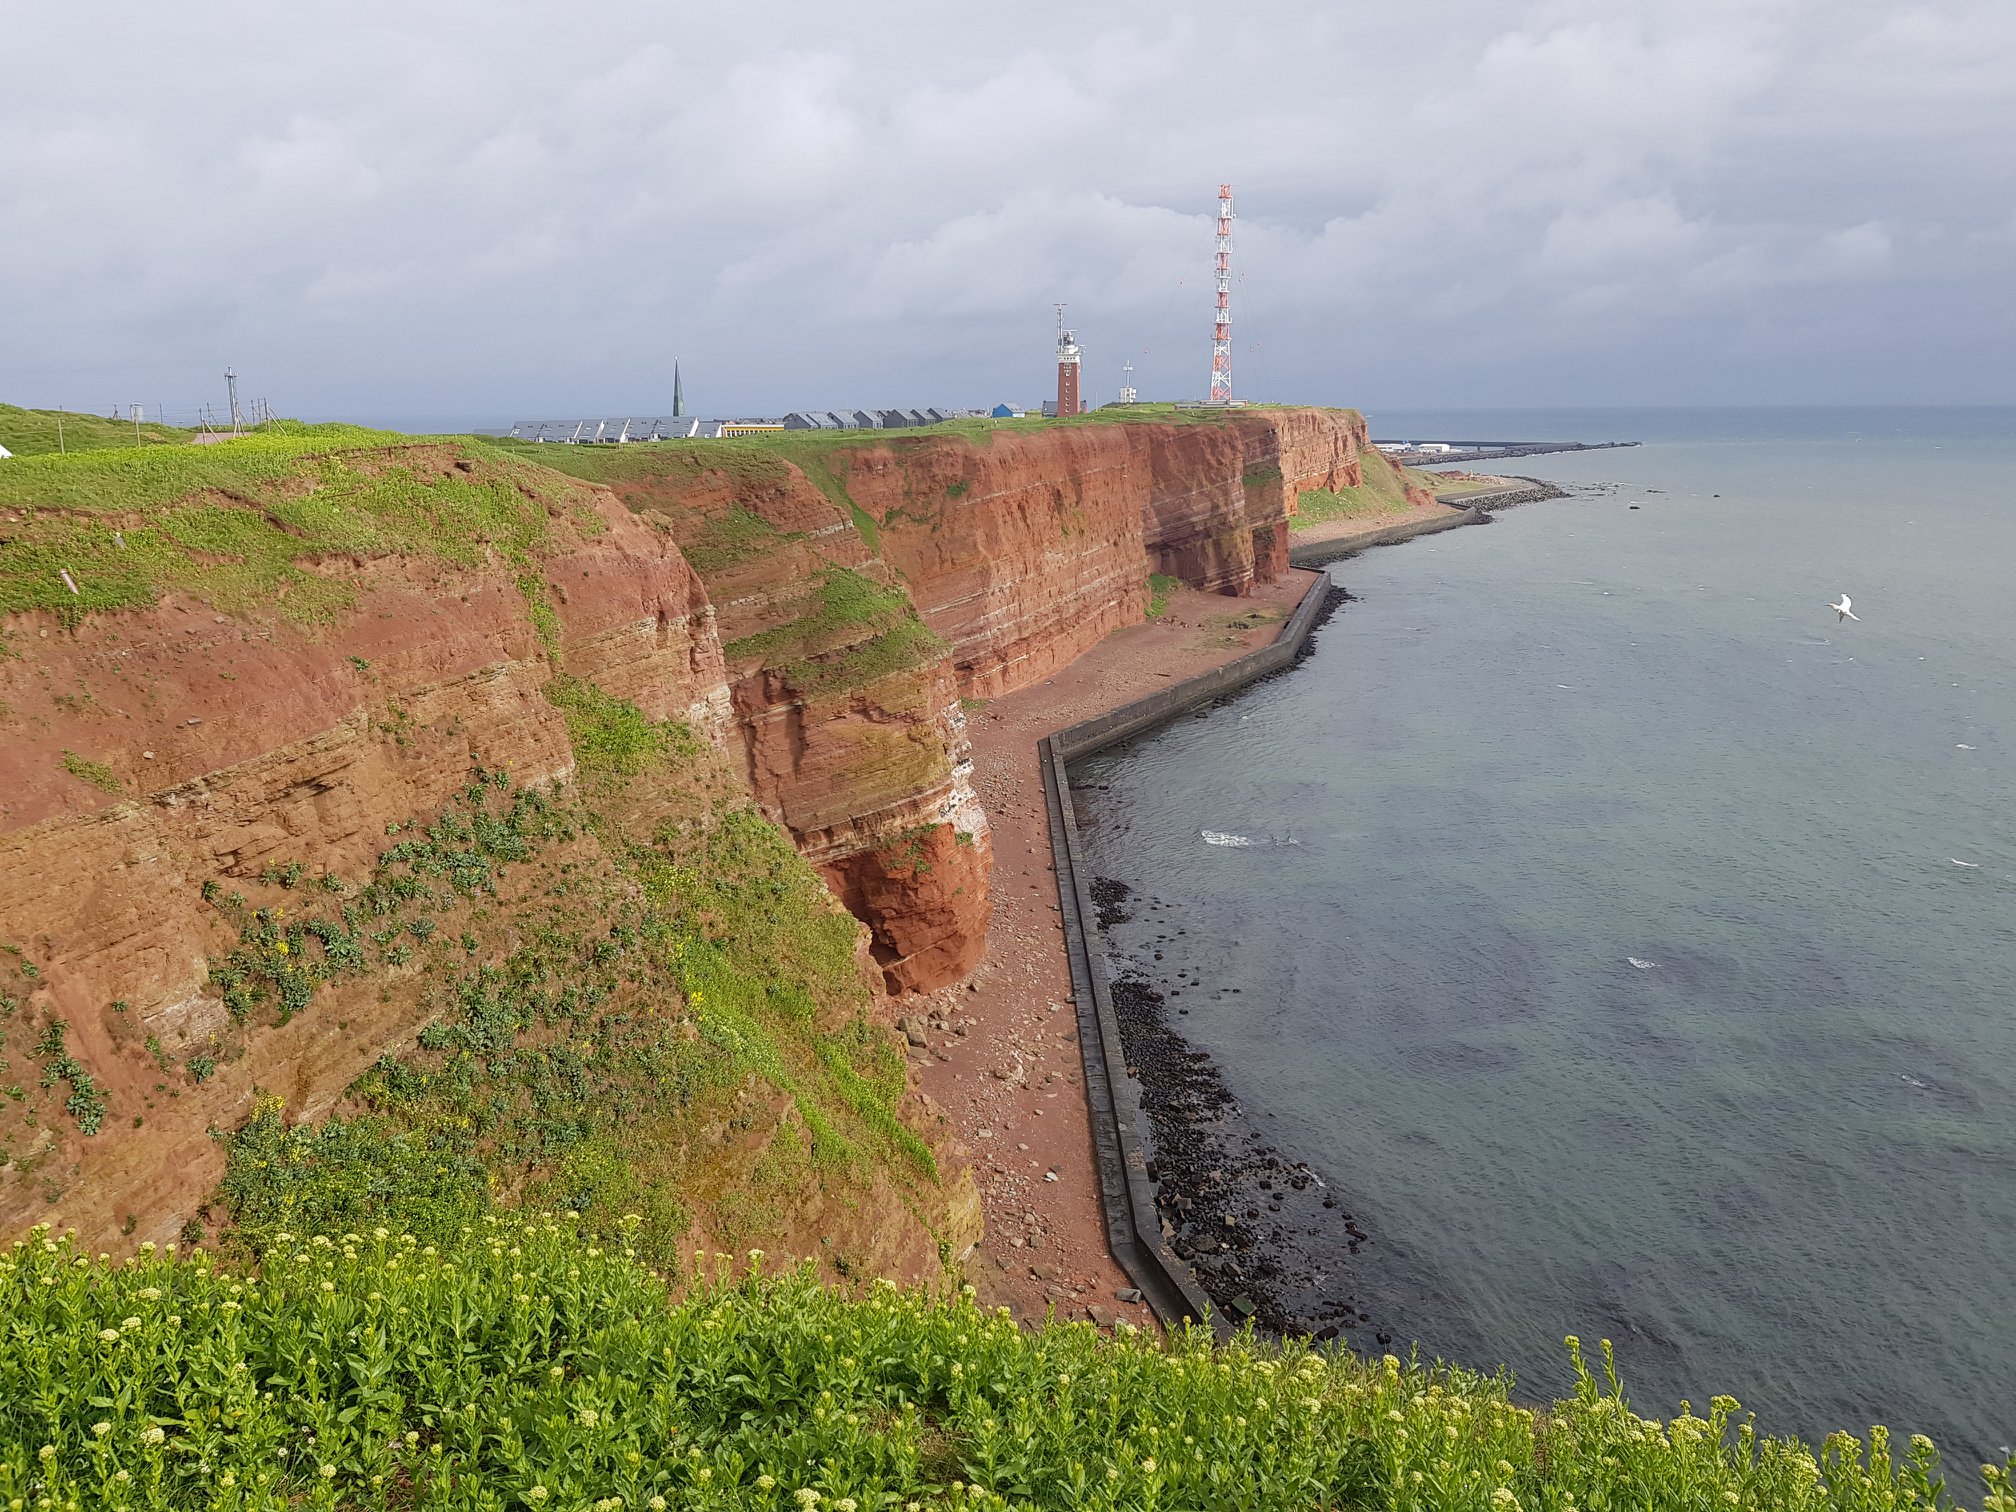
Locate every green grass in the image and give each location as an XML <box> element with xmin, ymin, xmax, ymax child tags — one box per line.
<box><xmin>545</xmin><ymin>675</ymin><xmax>699</xmax><ymax>779</ymax></box>
<box><xmin>722</xmin><ymin>567</ymin><xmax>945</xmax><ymax>698</ymax></box>
<box><xmin>0</xmin><ymin>403</ymin><xmax>194</xmax><ymax>457</ymax></box>
<box><xmin>188</xmin><ymin>681</ymin><xmax>947</xmax><ymax>1273</ymax></box>
<box><xmin>786</xmin><ymin>449</ymin><xmax>882</xmax><ymax>555</ymax></box>
<box><xmin>0</xmin><ymin>423</ymin><xmax>412</xmax><ymax>512</ymax></box>
<box><xmin>0</xmin><ymin>429</ymin><xmax>603</xmax><ymax>628</ymax></box>
<box><xmin>59</xmin><ymin>750</ymin><xmax>121</xmax><ymax>793</ymax></box>
<box><xmin>682</xmin><ymin>507</ymin><xmax>793</xmax><ymax>574</ymax></box>
<box><xmin>1293</xmin><ymin>445</ymin><xmax>1437</xmax><ymax>527</ymax></box>
<box><xmin>1293</xmin><ymin>487</ymin><xmax>1401</xmax><ymax>525</ymax></box>
<box><xmin>1146</xmin><ymin>574</ymin><xmax>1180</xmax><ymax>620</ymax></box>
<box><xmin>3</xmin><ymin>1221</ymin><xmax>2007</xmax><ymax>1512</ymax></box>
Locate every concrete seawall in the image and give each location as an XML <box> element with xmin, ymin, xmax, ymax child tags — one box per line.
<box><xmin>1038</xmin><ymin>569</ymin><xmax>1337</xmax><ymax>1336</ymax></box>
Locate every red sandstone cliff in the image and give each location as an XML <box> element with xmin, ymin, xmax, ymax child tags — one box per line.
<box><xmin>569</xmin><ymin>406</ymin><xmax>1376</xmax><ymax>993</ymax></box>
<box><xmin>0</xmin><ymin>466</ymin><xmax>755</xmax><ymax>1244</ymax></box>
<box><xmin>0</xmin><ymin>406</ymin><xmax>1372</xmax><ymax>1258</ymax></box>
<box><xmin>0</xmin><ymin>438</ymin><xmax>981</xmax><ymax>1269</ymax></box>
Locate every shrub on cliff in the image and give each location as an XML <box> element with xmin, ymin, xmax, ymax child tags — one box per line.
<box><xmin>3</xmin><ymin>1221</ymin><xmax>2009</xmax><ymax>1512</ymax></box>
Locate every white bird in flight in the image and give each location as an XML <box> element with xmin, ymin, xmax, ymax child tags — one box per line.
<box><xmin>1828</xmin><ymin>594</ymin><xmax>1859</xmax><ymax>622</ymax></box>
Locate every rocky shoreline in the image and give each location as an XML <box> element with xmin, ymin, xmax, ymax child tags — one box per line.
<box><xmin>1442</xmin><ymin>473</ymin><xmax>1570</xmax><ymax>510</ymax></box>
<box><xmin>1089</xmin><ymin>879</ymin><xmax>1396</xmax><ymax>1347</ymax></box>
<box><xmin>1064</xmin><ymin>582</ymin><xmax>1404</xmax><ymax>1347</ymax></box>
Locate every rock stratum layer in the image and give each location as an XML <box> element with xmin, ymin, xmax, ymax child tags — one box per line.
<box><xmin>0</xmin><ymin>406</ymin><xmax>1381</xmax><ymax>1262</ymax></box>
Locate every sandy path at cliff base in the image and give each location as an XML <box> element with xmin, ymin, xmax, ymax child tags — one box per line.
<box><xmin>910</xmin><ymin>570</ymin><xmax>1317</xmax><ymax>1330</ymax></box>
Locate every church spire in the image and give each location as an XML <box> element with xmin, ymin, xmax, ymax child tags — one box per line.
<box><xmin>673</xmin><ymin>361</ymin><xmax>684</xmax><ymax>418</ymax></box>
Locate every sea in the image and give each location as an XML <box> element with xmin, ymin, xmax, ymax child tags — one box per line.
<box><xmin>1073</xmin><ymin>408</ymin><xmax>2016</xmax><ymax>1465</ymax></box>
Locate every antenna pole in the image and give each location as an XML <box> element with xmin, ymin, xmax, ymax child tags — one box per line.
<box><xmin>1210</xmin><ymin>184</ymin><xmax>1234</xmax><ymax>404</ymax></box>
<box><xmin>226</xmin><ymin>368</ymin><xmax>243</xmax><ymax>433</ymax></box>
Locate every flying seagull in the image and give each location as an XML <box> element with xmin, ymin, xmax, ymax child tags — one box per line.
<box><xmin>1828</xmin><ymin>594</ymin><xmax>1859</xmax><ymax>621</ymax></box>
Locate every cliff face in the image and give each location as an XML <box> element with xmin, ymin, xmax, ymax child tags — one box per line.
<box><xmin>570</xmin><ymin>448</ymin><xmax>995</xmax><ymax>995</ymax></box>
<box><xmin>558</xmin><ymin>407</ymin><xmax>1373</xmax><ymax>992</ymax></box>
<box><xmin>855</xmin><ymin>409</ymin><xmax>1364</xmax><ymax>697</ymax></box>
<box><xmin>0</xmin><ymin>406</ymin><xmax>1371</xmax><ymax>1260</ymax></box>
<box><xmin>0</xmin><ymin>478</ymin><xmax>725</xmax><ymax>1098</ymax></box>
<box><xmin>0</xmin><ymin>433</ymin><xmax>976</xmax><ymax>1271</ymax></box>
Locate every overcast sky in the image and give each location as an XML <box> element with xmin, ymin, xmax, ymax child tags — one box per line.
<box><xmin>5</xmin><ymin>0</ymin><xmax>2013</xmax><ymax>424</ymax></box>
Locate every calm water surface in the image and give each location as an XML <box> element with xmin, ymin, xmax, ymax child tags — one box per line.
<box><xmin>1077</xmin><ymin>409</ymin><xmax>2016</xmax><ymax>1462</ymax></box>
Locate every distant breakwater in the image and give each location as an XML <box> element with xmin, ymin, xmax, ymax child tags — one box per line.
<box><xmin>1442</xmin><ymin>475</ymin><xmax>1572</xmax><ymax>513</ymax></box>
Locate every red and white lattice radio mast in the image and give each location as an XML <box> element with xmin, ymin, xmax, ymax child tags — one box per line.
<box><xmin>1209</xmin><ymin>183</ymin><xmax>1235</xmax><ymax>404</ymax></box>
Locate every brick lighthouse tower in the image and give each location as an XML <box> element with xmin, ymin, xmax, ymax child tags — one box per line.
<box><xmin>1055</xmin><ymin>304</ymin><xmax>1081</xmax><ymax>417</ymax></box>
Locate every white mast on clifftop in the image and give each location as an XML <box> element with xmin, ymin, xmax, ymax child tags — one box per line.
<box><xmin>1209</xmin><ymin>183</ymin><xmax>1235</xmax><ymax>405</ymax></box>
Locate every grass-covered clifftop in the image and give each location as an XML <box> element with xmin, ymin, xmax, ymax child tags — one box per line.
<box><xmin>0</xmin><ymin>404</ymin><xmax>195</xmax><ymax>457</ymax></box>
<box><xmin>0</xmin><ymin>423</ymin><xmax>604</xmax><ymax>629</ymax></box>
<box><xmin>4</xmin><ymin>1219</ymin><xmax>2008</xmax><ymax>1512</ymax></box>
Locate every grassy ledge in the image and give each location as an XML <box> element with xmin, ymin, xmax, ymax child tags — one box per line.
<box><xmin>1292</xmin><ymin>445</ymin><xmax>1447</xmax><ymax>527</ymax></box>
<box><xmin>722</xmin><ymin>567</ymin><xmax>946</xmax><ymax>699</ymax></box>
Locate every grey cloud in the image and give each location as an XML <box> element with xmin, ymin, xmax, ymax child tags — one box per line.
<box><xmin>2</xmin><ymin>0</ymin><xmax>2011</xmax><ymax>421</ymax></box>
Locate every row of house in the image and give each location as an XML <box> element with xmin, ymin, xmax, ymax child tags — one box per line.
<box><xmin>507</xmin><ymin>408</ymin><xmax>988</xmax><ymax>444</ymax></box>
<box><xmin>507</xmin><ymin>418</ymin><xmax>689</xmax><ymax>443</ymax></box>
<box><xmin>780</xmin><ymin>407</ymin><xmax>969</xmax><ymax>431</ymax></box>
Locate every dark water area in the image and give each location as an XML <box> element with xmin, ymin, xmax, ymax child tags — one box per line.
<box><xmin>1074</xmin><ymin>409</ymin><xmax>2016</xmax><ymax>1465</ymax></box>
